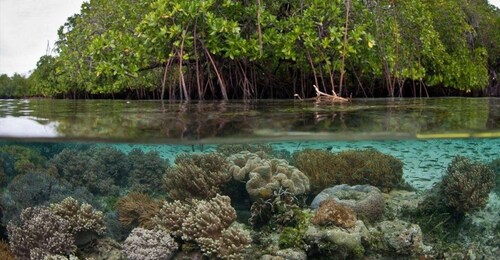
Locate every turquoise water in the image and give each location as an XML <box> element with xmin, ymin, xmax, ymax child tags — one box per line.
<box><xmin>0</xmin><ymin>98</ymin><xmax>498</xmax><ymax>259</ymax></box>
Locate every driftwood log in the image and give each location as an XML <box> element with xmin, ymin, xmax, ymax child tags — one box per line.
<box><xmin>294</xmin><ymin>85</ymin><xmax>350</xmax><ymax>103</ymax></box>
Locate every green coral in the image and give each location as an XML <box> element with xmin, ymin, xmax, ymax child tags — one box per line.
<box><xmin>292</xmin><ymin>149</ymin><xmax>404</xmax><ymax>193</ymax></box>
<box><xmin>0</xmin><ymin>145</ymin><xmax>47</xmax><ymax>177</ymax></box>
<box><xmin>489</xmin><ymin>158</ymin><xmax>500</xmax><ymax>195</ymax></box>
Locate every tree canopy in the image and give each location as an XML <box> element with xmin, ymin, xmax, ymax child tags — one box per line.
<box><xmin>26</xmin><ymin>0</ymin><xmax>500</xmax><ymax>99</ymax></box>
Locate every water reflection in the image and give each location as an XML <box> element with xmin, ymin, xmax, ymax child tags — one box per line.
<box><xmin>0</xmin><ymin>116</ymin><xmax>58</xmax><ymax>137</ymax></box>
<box><xmin>0</xmin><ymin>98</ymin><xmax>498</xmax><ymax>142</ymax></box>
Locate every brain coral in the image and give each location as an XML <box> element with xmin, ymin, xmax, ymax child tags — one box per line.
<box><xmin>227</xmin><ymin>151</ymin><xmax>310</xmax><ymax>199</ymax></box>
<box><xmin>311</xmin><ymin>199</ymin><xmax>357</xmax><ymax>228</ymax></box>
<box><xmin>311</xmin><ymin>184</ymin><xmax>385</xmax><ymax>223</ymax></box>
<box><xmin>292</xmin><ymin>149</ymin><xmax>403</xmax><ymax>193</ymax></box>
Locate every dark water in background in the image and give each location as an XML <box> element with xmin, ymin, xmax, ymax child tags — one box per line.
<box><xmin>0</xmin><ymin>98</ymin><xmax>498</xmax><ymax>258</ymax></box>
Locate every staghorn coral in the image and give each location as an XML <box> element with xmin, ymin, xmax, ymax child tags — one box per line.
<box><xmin>311</xmin><ymin>199</ymin><xmax>357</xmax><ymax>229</ymax></box>
<box><xmin>127</xmin><ymin>148</ymin><xmax>169</xmax><ymax>195</ymax></box>
<box><xmin>164</xmin><ymin>153</ymin><xmax>231</xmax><ymax>201</ymax></box>
<box><xmin>153</xmin><ymin>195</ymin><xmax>251</xmax><ymax>259</ymax></box>
<box><xmin>441</xmin><ymin>156</ymin><xmax>494</xmax><ymax>214</ymax></box>
<box><xmin>311</xmin><ymin>185</ymin><xmax>385</xmax><ymax>223</ymax></box>
<box><xmin>227</xmin><ymin>151</ymin><xmax>310</xmax><ymax>200</ymax></box>
<box><xmin>292</xmin><ymin>149</ymin><xmax>403</xmax><ymax>193</ymax></box>
<box><xmin>50</xmin><ymin>197</ymin><xmax>106</xmax><ymax>236</ymax></box>
<box><xmin>7</xmin><ymin>207</ymin><xmax>76</xmax><ymax>259</ymax></box>
<box><xmin>116</xmin><ymin>192</ymin><xmax>160</xmax><ymax>229</ymax></box>
<box><xmin>123</xmin><ymin>227</ymin><xmax>178</xmax><ymax>260</ymax></box>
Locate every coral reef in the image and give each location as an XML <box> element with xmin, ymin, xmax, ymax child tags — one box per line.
<box><xmin>311</xmin><ymin>184</ymin><xmax>385</xmax><ymax>223</ymax></box>
<box><xmin>154</xmin><ymin>195</ymin><xmax>251</xmax><ymax>259</ymax></box>
<box><xmin>488</xmin><ymin>158</ymin><xmax>499</xmax><ymax>195</ymax></box>
<box><xmin>249</xmin><ymin>188</ymin><xmax>301</xmax><ymax>228</ymax></box>
<box><xmin>441</xmin><ymin>156</ymin><xmax>494</xmax><ymax>214</ymax></box>
<box><xmin>123</xmin><ymin>227</ymin><xmax>178</xmax><ymax>260</ymax></box>
<box><xmin>127</xmin><ymin>148</ymin><xmax>169</xmax><ymax>195</ymax></box>
<box><xmin>0</xmin><ymin>145</ymin><xmax>47</xmax><ymax>176</ymax></box>
<box><xmin>7</xmin><ymin>207</ymin><xmax>76</xmax><ymax>259</ymax></box>
<box><xmin>227</xmin><ymin>151</ymin><xmax>310</xmax><ymax>200</ymax></box>
<box><xmin>48</xmin><ymin>147</ymin><xmax>130</xmax><ymax>195</ymax></box>
<box><xmin>368</xmin><ymin>219</ymin><xmax>427</xmax><ymax>256</ymax></box>
<box><xmin>305</xmin><ymin>220</ymin><xmax>368</xmax><ymax>259</ymax></box>
<box><xmin>116</xmin><ymin>192</ymin><xmax>160</xmax><ymax>229</ymax></box>
<box><xmin>0</xmin><ymin>240</ymin><xmax>14</xmax><ymax>260</ymax></box>
<box><xmin>292</xmin><ymin>149</ymin><xmax>403</xmax><ymax>193</ymax></box>
<box><xmin>78</xmin><ymin>237</ymin><xmax>126</xmax><ymax>259</ymax></box>
<box><xmin>49</xmin><ymin>197</ymin><xmax>106</xmax><ymax>245</ymax></box>
<box><xmin>164</xmin><ymin>153</ymin><xmax>231</xmax><ymax>201</ymax></box>
<box><xmin>311</xmin><ymin>199</ymin><xmax>357</xmax><ymax>228</ymax></box>
<box><xmin>1</xmin><ymin>172</ymin><xmax>93</xmax><ymax>225</ymax></box>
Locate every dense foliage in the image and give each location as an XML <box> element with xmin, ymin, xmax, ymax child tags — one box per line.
<box><xmin>20</xmin><ymin>0</ymin><xmax>500</xmax><ymax>99</ymax></box>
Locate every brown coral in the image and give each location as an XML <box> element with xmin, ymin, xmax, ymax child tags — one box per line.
<box><xmin>441</xmin><ymin>156</ymin><xmax>495</xmax><ymax>214</ymax></box>
<box><xmin>311</xmin><ymin>199</ymin><xmax>357</xmax><ymax>228</ymax></box>
<box><xmin>182</xmin><ymin>194</ymin><xmax>237</xmax><ymax>241</ymax></box>
<box><xmin>153</xmin><ymin>195</ymin><xmax>251</xmax><ymax>259</ymax></box>
<box><xmin>0</xmin><ymin>240</ymin><xmax>14</xmax><ymax>260</ymax></box>
<box><xmin>117</xmin><ymin>192</ymin><xmax>161</xmax><ymax>229</ymax></box>
<box><xmin>50</xmin><ymin>197</ymin><xmax>106</xmax><ymax>236</ymax></box>
<box><xmin>164</xmin><ymin>153</ymin><xmax>231</xmax><ymax>201</ymax></box>
<box><xmin>293</xmin><ymin>149</ymin><xmax>403</xmax><ymax>193</ymax></box>
<box><xmin>227</xmin><ymin>151</ymin><xmax>310</xmax><ymax>200</ymax></box>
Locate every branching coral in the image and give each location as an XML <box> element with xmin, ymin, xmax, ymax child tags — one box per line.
<box><xmin>441</xmin><ymin>156</ymin><xmax>494</xmax><ymax>214</ymax></box>
<box><xmin>292</xmin><ymin>149</ymin><xmax>403</xmax><ymax>193</ymax></box>
<box><xmin>123</xmin><ymin>227</ymin><xmax>178</xmax><ymax>260</ymax></box>
<box><xmin>227</xmin><ymin>151</ymin><xmax>310</xmax><ymax>200</ymax></box>
<box><xmin>48</xmin><ymin>147</ymin><xmax>130</xmax><ymax>195</ymax></box>
<box><xmin>1</xmin><ymin>172</ymin><xmax>93</xmax><ymax>225</ymax></box>
<box><xmin>164</xmin><ymin>153</ymin><xmax>231</xmax><ymax>201</ymax></box>
<box><xmin>217</xmin><ymin>144</ymin><xmax>274</xmax><ymax>156</ymax></box>
<box><xmin>311</xmin><ymin>199</ymin><xmax>357</xmax><ymax>228</ymax></box>
<box><xmin>153</xmin><ymin>200</ymin><xmax>191</xmax><ymax>237</ymax></box>
<box><xmin>117</xmin><ymin>192</ymin><xmax>160</xmax><ymax>229</ymax></box>
<box><xmin>153</xmin><ymin>195</ymin><xmax>251</xmax><ymax>259</ymax></box>
<box><xmin>181</xmin><ymin>194</ymin><xmax>237</xmax><ymax>241</ymax></box>
<box><xmin>50</xmin><ymin>197</ymin><xmax>106</xmax><ymax>236</ymax></box>
<box><xmin>0</xmin><ymin>145</ymin><xmax>47</xmax><ymax>176</ymax></box>
<box><xmin>127</xmin><ymin>148</ymin><xmax>169</xmax><ymax>195</ymax></box>
<box><xmin>7</xmin><ymin>207</ymin><xmax>76</xmax><ymax>259</ymax></box>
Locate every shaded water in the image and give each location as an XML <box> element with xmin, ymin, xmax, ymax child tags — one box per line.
<box><xmin>0</xmin><ymin>98</ymin><xmax>498</xmax><ymax>259</ymax></box>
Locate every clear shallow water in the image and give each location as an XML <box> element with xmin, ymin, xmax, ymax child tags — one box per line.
<box><xmin>0</xmin><ymin>98</ymin><xmax>498</xmax><ymax>259</ymax></box>
<box><xmin>0</xmin><ymin>98</ymin><xmax>498</xmax><ymax>142</ymax></box>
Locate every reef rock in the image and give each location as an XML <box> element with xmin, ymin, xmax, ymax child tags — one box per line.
<box><xmin>368</xmin><ymin>219</ymin><xmax>427</xmax><ymax>255</ymax></box>
<box><xmin>304</xmin><ymin>220</ymin><xmax>368</xmax><ymax>259</ymax></box>
<box><xmin>227</xmin><ymin>151</ymin><xmax>310</xmax><ymax>200</ymax></box>
<box><xmin>311</xmin><ymin>184</ymin><xmax>384</xmax><ymax>223</ymax></box>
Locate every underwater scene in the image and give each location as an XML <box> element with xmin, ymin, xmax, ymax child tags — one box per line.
<box><xmin>0</xmin><ymin>98</ymin><xmax>499</xmax><ymax>259</ymax></box>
